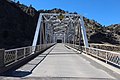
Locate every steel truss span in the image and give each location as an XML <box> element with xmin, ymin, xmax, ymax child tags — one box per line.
<box><xmin>32</xmin><ymin>13</ymin><xmax>89</xmax><ymax>52</ymax></box>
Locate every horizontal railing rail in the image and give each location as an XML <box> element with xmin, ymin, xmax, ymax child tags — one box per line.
<box><xmin>66</xmin><ymin>43</ymin><xmax>120</xmax><ymax>67</ymax></box>
<box><xmin>0</xmin><ymin>43</ymin><xmax>55</xmax><ymax>68</ymax></box>
<box><xmin>84</xmin><ymin>47</ymin><xmax>120</xmax><ymax>67</ymax></box>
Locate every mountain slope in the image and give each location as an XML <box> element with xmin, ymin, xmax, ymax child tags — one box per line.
<box><xmin>0</xmin><ymin>0</ymin><xmax>119</xmax><ymax>49</ymax></box>
<box><xmin>0</xmin><ymin>0</ymin><xmax>37</xmax><ymax>49</ymax></box>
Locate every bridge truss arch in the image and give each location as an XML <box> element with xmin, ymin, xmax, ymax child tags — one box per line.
<box><xmin>32</xmin><ymin>13</ymin><xmax>89</xmax><ymax>51</ymax></box>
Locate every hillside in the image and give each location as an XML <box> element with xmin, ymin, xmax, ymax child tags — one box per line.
<box><xmin>0</xmin><ymin>0</ymin><xmax>119</xmax><ymax>49</ymax></box>
<box><xmin>84</xmin><ymin>19</ymin><xmax>120</xmax><ymax>45</ymax></box>
<box><xmin>0</xmin><ymin>0</ymin><xmax>37</xmax><ymax>49</ymax></box>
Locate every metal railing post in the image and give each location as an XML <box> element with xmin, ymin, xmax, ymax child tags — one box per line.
<box><xmin>30</xmin><ymin>46</ymin><xmax>32</xmax><ymax>54</ymax></box>
<box><xmin>106</xmin><ymin>52</ymin><xmax>108</xmax><ymax>63</ymax></box>
<box><xmin>24</xmin><ymin>47</ymin><xmax>26</xmax><ymax>58</ymax></box>
<box><xmin>0</xmin><ymin>49</ymin><xmax>5</xmax><ymax>68</ymax></box>
<box><xmin>84</xmin><ymin>47</ymin><xmax>87</xmax><ymax>54</ymax></box>
<box><xmin>15</xmin><ymin>50</ymin><xmax>18</xmax><ymax>61</ymax></box>
<box><xmin>118</xmin><ymin>54</ymin><xmax>120</xmax><ymax>65</ymax></box>
<box><xmin>89</xmin><ymin>47</ymin><xmax>91</xmax><ymax>55</ymax></box>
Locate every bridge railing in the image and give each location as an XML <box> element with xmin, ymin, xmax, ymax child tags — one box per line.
<box><xmin>83</xmin><ymin>46</ymin><xmax>120</xmax><ymax>67</ymax></box>
<box><xmin>4</xmin><ymin>46</ymin><xmax>32</xmax><ymax>65</ymax></box>
<box><xmin>66</xmin><ymin>43</ymin><xmax>120</xmax><ymax>67</ymax></box>
<box><xmin>0</xmin><ymin>43</ymin><xmax>55</xmax><ymax>70</ymax></box>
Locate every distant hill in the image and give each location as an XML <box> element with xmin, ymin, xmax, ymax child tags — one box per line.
<box><xmin>0</xmin><ymin>0</ymin><xmax>119</xmax><ymax>49</ymax></box>
<box><xmin>84</xmin><ymin>18</ymin><xmax>120</xmax><ymax>45</ymax></box>
<box><xmin>107</xmin><ymin>24</ymin><xmax>120</xmax><ymax>35</ymax></box>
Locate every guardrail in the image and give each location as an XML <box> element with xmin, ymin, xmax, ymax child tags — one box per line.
<box><xmin>84</xmin><ymin>47</ymin><xmax>120</xmax><ymax>67</ymax></box>
<box><xmin>0</xmin><ymin>43</ymin><xmax>55</xmax><ymax>70</ymax></box>
<box><xmin>4</xmin><ymin>46</ymin><xmax>32</xmax><ymax>65</ymax></box>
<box><xmin>66</xmin><ymin>43</ymin><xmax>120</xmax><ymax>68</ymax></box>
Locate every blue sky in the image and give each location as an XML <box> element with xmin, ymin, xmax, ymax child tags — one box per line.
<box><xmin>17</xmin><ymin>0</ymin><xmax>120</xmax><ymax>26</ymax></box>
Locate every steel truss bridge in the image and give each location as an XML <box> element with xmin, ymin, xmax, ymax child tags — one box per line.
<box><xmin>0</xmin><ymin>13</ymin><xmax>120</xmax><ymax>80</ymax></box>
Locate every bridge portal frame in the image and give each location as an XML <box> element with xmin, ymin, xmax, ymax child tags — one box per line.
<box><xmin>32</xmin><ymin>13</ymin><xmax>89</xmax><ymax>52</ymax></box>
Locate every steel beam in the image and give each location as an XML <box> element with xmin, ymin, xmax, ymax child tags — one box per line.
<box><xmin>80</xmin><ymin>16</ymin><xmax>89</xmax><ymax>47</ymax></box>
<box><xmin>32</xmin><ymin>14</ymin><xmax>43</xmax><ymax>52</ymax></box>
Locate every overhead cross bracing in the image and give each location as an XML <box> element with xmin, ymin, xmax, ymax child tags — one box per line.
<box><xmin>32</xmin><ymin>13</ymin><xmax>89</xmax><ymax>52</ymax></box>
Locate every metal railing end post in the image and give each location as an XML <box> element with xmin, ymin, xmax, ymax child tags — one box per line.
<box><xmin>0</xmin><ymin>49</ymin><xmax>5</xmax><ymax>68</ymax></box>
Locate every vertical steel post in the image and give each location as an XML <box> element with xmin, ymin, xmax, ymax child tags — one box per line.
<box><xmin>53</xmin><ymin>34</ymin><xmax>55</xmax><ymax>43</ymax></box>
<box><xmin>73</xmin><ymin>23</ymin><xmax>75</xmax><ymax>48</ymax></box>
<box><xmin>32</xmin><ymin>13</ymin><xmax>43</xmax><ymax>52</ymax></box>
<box><xmin>79</xmin><ymin>21</ymin><xmax>82</xmax><ymax>52</ymax></box>
<box><xmin>45</xmin><ymin>22</ymin><xmax>48</xmax><ymax>47</ymax></box>
<box><xmin>43</xmin><ymin>22</ymin><xmax>45</xmax><ymax>48</ymax></box>
<box><xmin>80</xmin><ymin>16</ymin><xmax>89</xmax><ymax>48</ymax></box>
<box><xmin>51</xmin><ymin>24</ymin><xmax>54</xmax><ymax>43</ymax></box>
<box><xmin>52</xmin><ymin>26</ymin><xmax>54</xmax><ymax>43</ymax></box>
<box><xmin>48</xmin><ymin>23</ymin><xmax>50</xmax><ymax>43</ymax></box>
<box><xmin>64</xmin><ymin>33</ymin><xmax>66</xmax><ymax>43</ymax></box>
<box><xmin>68</xmin><ymin>22</ymin><xmax>70</xmax><ymax>44</ymax></box>
<box><xmin>40</xmin><ymin>22</ymin><xmax>42</xmax><ymax>50</ymax></box>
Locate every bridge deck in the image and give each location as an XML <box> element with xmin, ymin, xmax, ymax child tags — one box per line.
<box><xmin>26</xmin><ymin>43</ymin><xmax>117</xmax><ymax>79</ymax></box>
<box><xmin>1</xmin><ymin>43</ymin><xmax>119</xmax><ymax>80</ymax></box>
